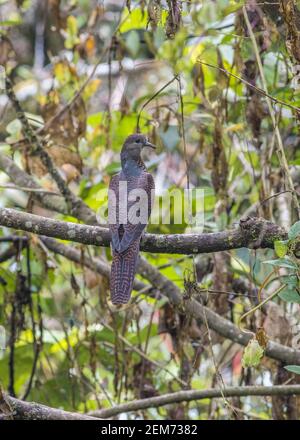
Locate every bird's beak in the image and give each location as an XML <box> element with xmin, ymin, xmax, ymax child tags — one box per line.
<box><xmin>143</xmin><ymin>141</ymin><xmax>156</xmax><ymax>149</ymax></box>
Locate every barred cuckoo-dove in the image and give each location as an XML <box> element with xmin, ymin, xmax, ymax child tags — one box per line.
<box><xmin>108</xmin><ymin>134</ymin><xmax>156</xmax><ymax>304</ymax></box>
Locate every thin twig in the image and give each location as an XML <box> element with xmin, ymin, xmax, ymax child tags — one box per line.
<box><xmin>0</xmin><ymin>184</ymin><xmax>60</xmax><ymax>196</ymax></box>
<box><xmin>136</xmin><ymin>75</ymin><xmax>179</xmax><ymax>131</ymax></box>
<box><xmin>89</xmin><ymin>384</ymin><xmax>300</xmax><ymax>418</ymax></box>
<box><xmin>196</xmin><ymin>59</ymin><xmax>300</xmax><ymax>115</ymax></box>
<box><xmin>101</xmin><ymin>321</ymin><xmax>187</xmax><ymax>387</ymax></box>
<box><xmin>242</xmin><ymin>6</ymin><xmax>300</xmax><ymax>218</ymax></box>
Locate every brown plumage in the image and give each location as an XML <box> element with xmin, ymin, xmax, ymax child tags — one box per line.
<box><xmin>108</xmin><ymin>134</ymin><xmax>156</xmax><ymax>304</ymax></box>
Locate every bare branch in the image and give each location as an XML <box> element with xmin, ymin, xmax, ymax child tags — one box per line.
<box><xmin>0</xmin><ymin>208</ymin><xmax>287</xmax><ymax>254</ymax></box>
<box><xmin>1</xmin><ymin>394</ymin><xmax>99</xmax><ymax>420</ymax></box>
<box><xmin>90</xmin><ymin>385</ymin><xmax>300</xmax><ymax>418</ymax></box>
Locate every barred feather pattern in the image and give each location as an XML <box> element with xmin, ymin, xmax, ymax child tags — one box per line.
<box><xmin>110</xmin><ymin>238</ymin><xmax>140</xmax><ymax>304</ymax></box>
<box><xmin>108</xmin><ymin>158</ymin><xmax>155</xmax><ymax>304</ymax></box>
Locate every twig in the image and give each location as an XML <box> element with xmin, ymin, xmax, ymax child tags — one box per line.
<box><xmin>242</xmin><ymin>6</ymin><xmax>300</xmax><ymax>218</ymax></box>
<box><xmin>196</xmin><ymin>59</ymin><xmax>300</xmax><ymax>115</ymax></box>
<box><xmin>136</xmin><ymin>75</ymin><xmax>179</xmax><ymax>131</ymax></box>
<box><xmin>0</xmin><ymin>184</ymin><xmax>60</xmax><ymax>196</ymax></box>
<box><xmin>101</xmin><ymin>321</ymin><xmax>187</xmax><ymax>387</ymax></box>
<box><xmin>89</xmin><ymin>384</ymin><xmax>300</xmax><ymax>418</ymax></box>
<box><xmin>260</xmin><ymin>190</ymin><xmax>299</xmax><ymax>205</ymax></box>
<box><xmin>238</xmin><ymin>283</ymin><xmax>286</xmax><ymax>336</ymax></box>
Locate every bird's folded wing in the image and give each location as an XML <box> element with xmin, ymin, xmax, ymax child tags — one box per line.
<box><xmin>108</xmin><ymin>172</ymin><xmax>155</xmax><ymax>253</ymax></box>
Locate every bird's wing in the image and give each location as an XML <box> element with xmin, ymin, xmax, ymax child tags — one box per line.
<box><xmin>147</xmin><ymin>172</ymin><xmax>155</xmax><ymax>217</ymax></box>
<box><xmin>108</xmin><ymin>173</ymin><xmax>121</xmax><ymax>251</ymax></box>
<box><xmin>118</xmin><ymin>172</ymin><xmax>155</xmax><ymax>253</ymax></box>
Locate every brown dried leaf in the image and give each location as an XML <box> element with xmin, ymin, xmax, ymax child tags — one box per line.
<box><xmin>0</xmin><ymin>37</ymin><xmax>16</xmax><ymax>69</ymax></box>
<box><xmin>70</xmin><ymin>272</ymin><xmax>80</xmax><ymax>297</ymax></box>
<box><xmin>256</xmin><ymin>327</ymin><xmax>268</xmax><ymax>349</ymax></box>
<box><xmin>148</xmin><ymin>0</ymin><xmax>161</xmax><ymax>30</ymax></box>
<box><xmin>165</xmin><ymin>0</ymin><xmax>182</xmax><ymax>39</ymax></box>
<box><xmin>60</xmin><ymin>163</ymin><xmax>80</xmax><ymax>183</ymax></box>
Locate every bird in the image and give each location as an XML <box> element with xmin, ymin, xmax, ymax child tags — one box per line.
<box><xmin>108</xmin><ymin>133</ymin><xmax>156</xmax><ymax>304</ymax></box>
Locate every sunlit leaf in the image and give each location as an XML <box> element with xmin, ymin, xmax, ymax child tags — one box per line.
<box><xmin>274</xmin><ymin>240</ymin><xmax>288</xmax><ymax>258</ymax></box>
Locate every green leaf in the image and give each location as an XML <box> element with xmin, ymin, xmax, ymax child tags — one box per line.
<box><xmin>274</xmin><ymin>240</ymin><xmax>288</xmax><ymax>258</ymax></box>
<box><xmin>263</xmin><ymin>257</ymin><xmax>297</xmax><ymax>270</ymax></box>
<box><xmin>120</xmin><ymin>8</ymin><xmax>148</xmax><ymax>33</ymax></box>
<box><xmin>289</xmin><ymin>221</ymin><xmax>300</xmax><ymax>239</ymax></box>
<box><xmin>286</xmin><ymin>274</ymin><xmax>298</xmax><ymax>287</ymax></box>
<box><xmin>279</xmin><ymin>287</ymin><xmax>300</xmax><ymax>304</ymax></box>
<box><xmin>242</xmin><ymin>339</ymin><xmax>264</xmax><ymax>368</ymax></box>
<box><xmin>65</xmin><ymin>15</ymin><xmax>80</xmax><ymax>49</ymax></box>
<box><xmin>125</xmin><ymin>30</ymin><xmax>140</xmax><ymax>58</ymax></box>
<box><xmin>284</xmin><ymin>365</ymin><xmax>300</xmax><ymax>375</ymax></box>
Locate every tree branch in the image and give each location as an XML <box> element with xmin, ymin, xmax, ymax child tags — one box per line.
<box><xmin>90</xmin><ymin>385</ymin><xmax>300</xmax><ymax>418</ymax></box>
<box><xmin>0</xmin><ymin>394</ymin><xmax>99</xmax><ymax>420</ymax></box>
<box><xmin>0</xmin><ymin>208</ymin><xmax>287</xmax><ymax>254</ymax></box>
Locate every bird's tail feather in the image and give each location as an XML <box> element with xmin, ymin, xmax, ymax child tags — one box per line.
<box><xmin>110</xmin><ymin>238</ymin><xmax>140</xmax><ymax>304</ymax></box>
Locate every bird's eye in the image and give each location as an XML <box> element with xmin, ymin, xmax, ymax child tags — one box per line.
<box><xmin>136</xmin><ymin>139</ymin><xmax>141</xmax><ymax>144</ymax></box>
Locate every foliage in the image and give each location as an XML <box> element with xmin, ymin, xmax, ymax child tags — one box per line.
<box><xmin>0</xmin><ymin>0</ymin><xmax>300</xmax><ymax>421</ymax></box>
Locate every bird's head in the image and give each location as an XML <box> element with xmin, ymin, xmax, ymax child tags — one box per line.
<box><xmin>121</xmin><ymin>133</ymin><xmax>156</xmax><ymax>161</ymax></box>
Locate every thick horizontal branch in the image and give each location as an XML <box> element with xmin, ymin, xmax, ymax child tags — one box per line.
<box><xmin>0</xmin><ymin>208</ymin><xmax>286</xmax><ymax>254</ymax></box>
<box><xmin>0</xmin><ymin>394</ymin><xmax>99</xmax><ymax>420</ymax></box>
<box><xmin>90</xmin><ymin>385</ymin><xmax>300</xmax><ymax>418</ymax></box>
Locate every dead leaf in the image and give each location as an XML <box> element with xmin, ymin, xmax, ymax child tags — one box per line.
<box><xmin>61</xmin><ymin>163</ymin><xmax>80</xmax><ymax>183</ymax></box>
<box><xmin>0</xmin><ymin>37</ymin><xmax>16</xmax><ymax>69</ymax></box>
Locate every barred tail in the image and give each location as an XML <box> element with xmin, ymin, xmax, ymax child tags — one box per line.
<box><xmin>110</xmin><ymin>239</ymin><xmax>140</xmax><ymax>304</ymax></box>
